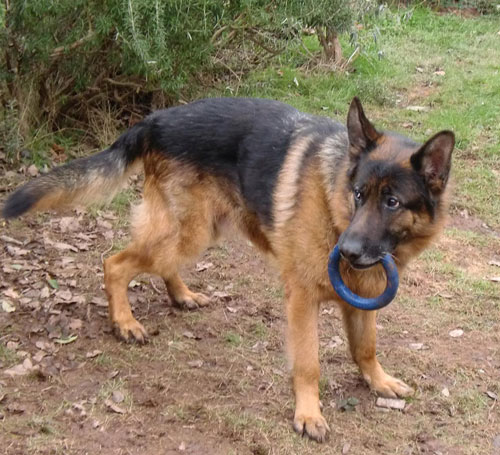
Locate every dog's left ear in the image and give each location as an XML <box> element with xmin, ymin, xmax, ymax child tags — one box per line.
<box><xmin>347</xmin><ymin>97</ymin><xmax>380</xmax><ymax>161</ymax></box>
<box><xmin>410</xmin><ymin>131</ymin><xmax>454</xmax><ymax>195</ymax></box>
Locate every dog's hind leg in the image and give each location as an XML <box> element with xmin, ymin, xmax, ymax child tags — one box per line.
<box><xmin>103</xmin><ymin>246</ymin><xmax>151</xmax><ymax>343</ymax></box>
<box><xmin>341</xmin><ymin>305</ymin><xmax>414</xmax><ymax>397</ymax></box>
<box><xmin>164</xmin><ymin>273</ymin><xmax>210</xmax><ymax>310</ymax></box>
<box><xmin>135</xmin><ymin>173</ymin><xmax>222</xmax><ymax>310</ymax></box>
<box><xmin>104</xmin><ymin>219</ymin><xmax>213</xmax><ymax>343</ymax></box>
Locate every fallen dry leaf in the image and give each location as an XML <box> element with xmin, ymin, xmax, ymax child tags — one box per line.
<box><xmin>195</xmin><ymin>261</ymin><xmax>214</xmax><ymax>272</ymax></box>
<box><xmin>1</xmin><ymin>300</ymin><xmax>16</xmax><ymax>313</ymax></box>
<box><xmin>252</xmin><ymin>341</ymin><xmax>269</xmax><ymax>352</ymax></box>
<box><xmin>182</xmin><ymin>330</ymin><xmax>201</xmax><ymax>340</ymax></box>
<box><xmin>68</xmin><ymin>318</ymin><xmax>83</xmax><ymax>331</ymax></box>
<box><xmin>112</xmin><ymin>390</ymin><xmax>125</xmax><ymax>403</ymax></box>
<box><xmin>33</xmin><ymin>351</ymin><xmax>46</xmax><ymax>363</ymax></box>
<box><xmin>40</xmin><ymin>287</ymin><xmax>50</xmax><ymax>299</ymax></box>
<box><xmin>27</xmin><ymin>164</ymin><xmax>39</xmax><ymax>176</ymax></box>
<box><xmin>6</xmin><ymin>245</ymin><xmax>29</xmax><ymax>257</ymax></box>
<box><xmin>59</xmin><ymin>217</ymin><xmax>81</xmax><ymax>233</ymax></box>
<box><xmin>486</xmin><ymin>391</ymin><xmax>498</xmax><ymax>401</ymax></box>
<box><xmin>376</xmin><ymin>397</ymin><xmax>406</xmax><ymax>410</ymax></box>
<box><xmin>104</xmin><ymin>399</ymin><xmax>126</xmax><ymax>414</ymax></box>
<box><xmin>86</xmin><ymin>350</ymin><xmax>103</xmax><ymax>359</ymax></box>
<box><xmin>0</xmin><ymin>235</ymin><xmax>23</xmax><ymax>246</ymax></box>
<box><xmin>97</xmin><ymin>219</ymin><xmax>113</xmax><ymax>230</ymax></box>
<box><xmin>4</xmin><ymin>358</ymin><xmax>37</xmax><ymax>377</ymax></box>
<box><xmin>35</xmin><ymin>340</ymin><xmax>56</xmax><ymax>352</ymax></box>
<box><xmin>212</xmin><ymin>291</ymin><xmax>232</xmax><ymax>301</ymax></box>
<box><xmin>6</xmin><ymin>404</ymin><xmax>25</xmax><ymax>415</ymax></box>
<box><xmin>3</xmin><ymin>288</ymin><xmax>19</xmax><ymax>299</ymax></box>
<box><xmin>91</xmin><ymin>296</ymin><xmax>108</xmax><ymax>307</ymax></box>
<box><xmin>57</xmin><ymin>289</ymin><xmax>73</xmax><ymax>301</ymax></box>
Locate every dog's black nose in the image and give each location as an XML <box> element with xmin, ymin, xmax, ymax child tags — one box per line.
<box><xmin>339</xmin><ymin>237</ymin><xmax>363</xmax><ymax>265</ymax></box>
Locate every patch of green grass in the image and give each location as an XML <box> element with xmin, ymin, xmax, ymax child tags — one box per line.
<box><xmin>109</xmin><ymin>187</ymin><xmax>138</xmax><ymax>220</ymax></box>
<box><xmin>421</xmin><ymin>248</ymin><xmax>445</xmax><ymax>264</ymax></box>
<box><xmin>26</xmin><ymin>435</ymin><xmax>67</xmax><ymax>455</ymax></box>
<box><xmin>26</xmin><ymin>415</ymin><xmax>58</xmax><ymax>435</ymax></box>
<box><xmin>224</xmin><ymin>331</ymin><xmax>242</xmax><ymax>347</ymax></box>
<box><xmin>264</xmin><ymin>285</ymin><xmax>284</xmax><ymax>300</ymax></box>
<box><xmin>23</xmin><ymin>127</ymin><xmax>86</xmax><ymax>168</ymax></box>
<box><xmin>426</xmin><ymin>295</ymin><xmax>444</xmax><ymax>308</ymax></box>
<box><xmin>444</xmin><ymin>228</ymin><xmax>490</xmax><ymax>248</ymax></box>
<box><xmin>251</xmin><ymin>321</ymin><xmax>268</xmax><ymax>339</ymax></box>
<box><xmin>93</xmin><ymin>352</ymin><xmax>113</xmax><ymax>367</ymax></box>
<box><xmin>235</xmin><ymin>276</ymin><xmax>252</xmax><ymax>288</ymax></box>
<box><xmin>0</xmin><ymin>343</ymin><xmax>18</xmax><ymax>367</ymax></box>
<box><xmin>454</xmin><ymin>387</ymin><xmax>490</xmax><ymax>422</ymax></box>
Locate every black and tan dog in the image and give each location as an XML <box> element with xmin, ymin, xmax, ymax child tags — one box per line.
<box><xmin>2</xmin><ymin>97</ymin><xmax>454</xmax><ymax>441</ymax></box>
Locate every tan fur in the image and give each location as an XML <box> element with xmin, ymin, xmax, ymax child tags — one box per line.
<box><xmin>273</xmin><ymin>135</ymin><xmax>313</xmax><ymax>232</ymax></box>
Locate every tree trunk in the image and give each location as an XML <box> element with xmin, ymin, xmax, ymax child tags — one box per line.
<box><xmin>316</xmin><ymin>26</ymin><xmax>343</xmax><ymax>66</ymax></box>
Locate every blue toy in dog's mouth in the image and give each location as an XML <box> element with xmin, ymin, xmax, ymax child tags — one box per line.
<box><xmin>327</xmin><ymin>245</ymin><xmax>399</xmax><ymax>311</ymax></box>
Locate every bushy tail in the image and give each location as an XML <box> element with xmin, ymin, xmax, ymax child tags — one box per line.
<box><xmin>2</xmin><ymin>121</ymin><xmax>148</xmax><ymax>219</ymax></box>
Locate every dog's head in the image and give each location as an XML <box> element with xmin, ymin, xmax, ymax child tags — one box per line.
<box><xmin>337</xmin><ymin>97</ymin><xmax>454</xmax><ymax>269</ymax></box>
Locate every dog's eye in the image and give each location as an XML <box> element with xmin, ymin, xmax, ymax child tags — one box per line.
<box><xmin>354</xmin><ymin>189</ymin><xmax>362</xmax><ymax>201</ymax></box>
<box><xmin>386</xmin><ymin>196</ymin><xmax>400</xmax><ymax>209</ymax></box>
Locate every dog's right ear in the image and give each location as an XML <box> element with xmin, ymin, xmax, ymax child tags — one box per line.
<box><xmin>347</xmin><ymin>97</ymin><xmax>380</xmax><ymax>162</ymax></box>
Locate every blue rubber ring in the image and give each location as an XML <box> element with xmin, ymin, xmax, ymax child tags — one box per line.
<box><xmin>327</xmin><ymin>244</ymin><xmax>399</xmax><ymax>311</ymax></box>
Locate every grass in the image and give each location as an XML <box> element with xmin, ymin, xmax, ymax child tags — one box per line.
<box><xmin>209</xmin><ymin>6</ymin><xmax>500</xmax><ymax>229</ymax></box>
<box><xmin>224</xmin><ymin>331</ymin><xmax>242</xmax><ymax>347</ymax></box>
<box><xmin>0</xmin><ymin>343</ymin><xmax>18</xmax><ymax>368</ymax></box>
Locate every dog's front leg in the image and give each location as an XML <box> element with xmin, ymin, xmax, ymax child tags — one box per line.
<box><xmin>286</xmin><ymin>284</ymin><xmax>330</xmax><ymax>442</ymax></box>
<box><xmin>341</xmin><ymin>305</ymin><xmax>414</xmax><ymax>398</ymax></box>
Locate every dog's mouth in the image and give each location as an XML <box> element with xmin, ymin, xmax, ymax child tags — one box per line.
<box><xmin>340</xmin><ymin>254</ymin><xmax>384</xmax><ymax>271</ymax></box>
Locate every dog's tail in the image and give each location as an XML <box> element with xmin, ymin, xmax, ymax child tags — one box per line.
<box><xmin>2</xmin><ymin>121</ymin><xmax>149</xmax><ymax>219</ymax></box>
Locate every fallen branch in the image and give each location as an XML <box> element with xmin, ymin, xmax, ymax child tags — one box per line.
<box><xmin>104</xmin><ymin>78</ymin><xmax>143</xmax><ymax>91</ymax></box>
<box><xmin>50</xmin><ymin>32</ymin><xmax>96</xmax><ymax>59</ymax></box>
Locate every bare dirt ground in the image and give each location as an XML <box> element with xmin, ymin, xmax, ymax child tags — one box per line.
<box><xmin>1</xmin><ymin>172</ymin><xmax>499</xmax><ymax>455</ymax></box>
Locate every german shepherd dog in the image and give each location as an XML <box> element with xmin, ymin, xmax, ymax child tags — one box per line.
<box><xmin>2</xmin><ymin>97</ymin><xmax>454</xmax><ymax>442</ymax></box>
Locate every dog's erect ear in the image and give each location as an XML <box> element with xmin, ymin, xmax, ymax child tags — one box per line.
<box><xmin>410</xmin><ymin>131</ymin><xmax>454</xmax><ymax>195</ymax></box>
<box><xmin>347</xmin><ymin>97</ymin><xmax>380</xmax><ymax>160</ymax></box>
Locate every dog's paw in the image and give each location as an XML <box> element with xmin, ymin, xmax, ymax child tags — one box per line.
<box><xmin>172</xmin><ymin>291</ymin><xmax>210</xmax><ymax>310</ymax></box>
<box><xmin>112</xmin><ymin>318</ymin><xmax>148</xmax><ymax>344</ymax></box>
<box><xmin>368</xmin><ymin>372</ymin><xmax>414</xmax><ymax>398</ymax></box>
<box><xmin>293</xmin><ymin>412</ymin><xmax>330</xmax><ymax>443</ymax></box>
